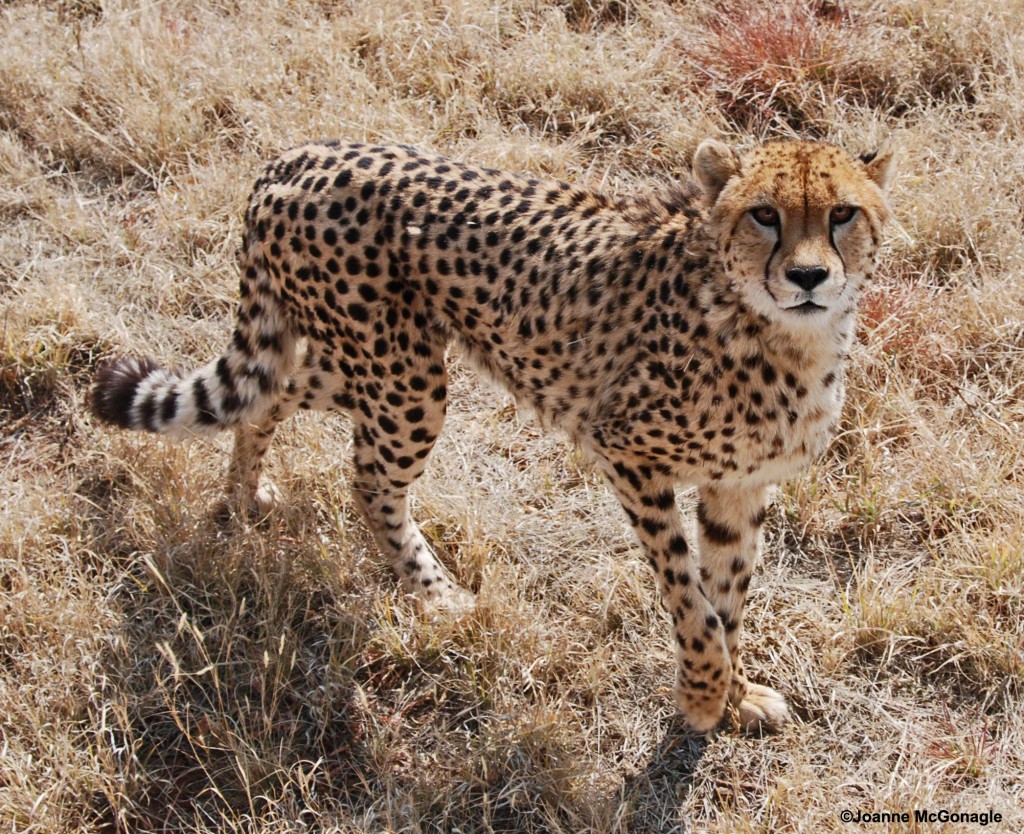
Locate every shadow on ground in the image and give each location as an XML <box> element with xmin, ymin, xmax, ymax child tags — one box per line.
<box><xmin>78</xmin><ymin>465</ymin><xmax>714</xmax><ymax>832</ymax></box>
<box><xmin>615</xmin><ymin>721</ymin><xmax>708</xmax><ymax>834</ymax></box>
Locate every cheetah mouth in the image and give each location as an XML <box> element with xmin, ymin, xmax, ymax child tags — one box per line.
<box><xmin>787</xmin><ymin>301</ymin><xmax>827</xmax><ymax>314</ymax></box>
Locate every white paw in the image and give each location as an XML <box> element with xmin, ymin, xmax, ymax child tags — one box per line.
<box><xmin>415</xmin><ymin>582</ymin><xmax>477</xmax><ymax>617</ymax></box>
<box><xmin>213</xmin><ymin>482</ymin><xmax>283</xmax><ymax>523</ymax></box>
<box><xmin>438</xmin><ymin>585</ymin><xmax>477</xmax><ymax>613</ymax></box>
<box><xmin>251</xmin><ymin>482</ymin><xmax>283</xmax><ymax>516</ymax></box>
<box><xmin>734</xmin><ymin>682</ymin><xmax>791</xmax><ymax>732</ymax></box>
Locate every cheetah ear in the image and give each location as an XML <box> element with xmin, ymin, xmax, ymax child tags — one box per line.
<box><xmin>860</xmin><ymin>141</ymin><xmax>896</xmax><ymax>191</ymax></box>
<box><xmin>693</xmin><ymin>139</ymin><xmax>741</xmax><ymax>202</ymax></box>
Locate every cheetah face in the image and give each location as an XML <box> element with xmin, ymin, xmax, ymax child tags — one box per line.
<box><xmin>695</xmin><ymin>139</ymin><xmax>895</xmax><ymax>329</ymax></box>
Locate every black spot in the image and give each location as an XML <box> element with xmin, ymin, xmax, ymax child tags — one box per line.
<box><xmin>641</xmin><ymin>517</ymin><xmax>666</xmax><ymax>536</ymax></box>
<box><xmin>697</xmin><ymin>504</ymin><xmax>741</xmax><ymax>545</ymax></box>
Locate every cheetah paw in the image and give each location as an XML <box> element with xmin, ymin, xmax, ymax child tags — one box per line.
<box><xmin>674</xmin><ymin>682</ymin><xmax>729</xmax><ymax>734</ymax></box>
<box><xmin>250</xmin><ymin>482</ymin><xmax>283</xmax><ymax>517</ymax></box>
<box><xmin>734</xmin><ymin>683</ymin><xmax>791</xmax><ymax>733</ymax></box>
<box><xmin>420</xmin><ymin>584</ymin><xmax>477</xmax><ymax>617</ymax></box>
<box><xmin>213</xmin><ymin>482</ymin><xmax>283</xmax><ymax>524</ymax></box>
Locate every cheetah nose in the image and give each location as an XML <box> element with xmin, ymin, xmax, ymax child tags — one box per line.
<box><xmin>785</xmin><ymin>266</ymin><xmax>829</xmax><ymax>292</ymax></box>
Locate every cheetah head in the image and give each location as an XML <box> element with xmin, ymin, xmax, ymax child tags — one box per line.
<box><xmin>694</xmin><ymin>139</ymin><xmax>895</xmax><ymax>330</ymax></box>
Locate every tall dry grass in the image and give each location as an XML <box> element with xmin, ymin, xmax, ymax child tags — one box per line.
<box><xmin>2</xmin><ymin>0</ymin><xmax>1023</xmax><ymax>831</ymax></box>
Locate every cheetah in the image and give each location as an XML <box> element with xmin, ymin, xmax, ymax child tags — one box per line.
<box><xmin>90</xmin><ymin>138</ymin><xmax>895</xmax><ymax>733</ymax></box>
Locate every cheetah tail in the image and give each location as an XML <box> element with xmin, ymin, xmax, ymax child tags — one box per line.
<box><xmin>89</xmin><ymin>351</ymin><xmax>275</xmax><ymax>438</ymax></box>
<box><xmin>91</xmin><ymin>345</ymin><xmax>282</xmax><ymax>437</ymax></box>
<box><xmin>90</xmin><ymin>255</ymin><xmax>297</xmax><ymax>437</ymax></box>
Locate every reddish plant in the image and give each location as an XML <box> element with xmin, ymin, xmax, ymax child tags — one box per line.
<box><xmin>681</xmin><ymin>1</ymin><xmax>870</xmax><ymax>130</ymax></box>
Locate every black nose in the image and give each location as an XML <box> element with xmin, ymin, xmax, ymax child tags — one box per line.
<box><xmin>785</xmin><ymin>266</ymin><xmax>829</xmax><ymax>292</ymax></box>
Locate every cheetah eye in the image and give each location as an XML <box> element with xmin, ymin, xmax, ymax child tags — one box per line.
<box><xmin>750</xmin><ymin>206</ymin><xmax>779</xmax><ymax>227</ymax></box>
<box><xmin>830</xmin><ymin>205</ymin><xmax>857</xmax><ymax>225</ymax></box>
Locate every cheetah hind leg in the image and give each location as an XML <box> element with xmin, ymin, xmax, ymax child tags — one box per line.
<box><xmin>347</xmin><ymin>359</ymin><xmax>475</xmax><ymax>613</ymax></box>
<box><xmin>217</xmin><ymin>359</ymin><xmax>324</xmax><ymax>521</ymax></box>
<box><xmin>220</xmin><ymin>418</ymin><xmax>286</xmax><ymax>519</ymax></box>
<box><xmin>350</xmin><ymin>420</ymin><xmax>475</xmax><ymax>614</ymax></box>
<box><xmin>219</xmin><ymin>340</ymin><xmax>474</xmax><ymax>613</ymax></box>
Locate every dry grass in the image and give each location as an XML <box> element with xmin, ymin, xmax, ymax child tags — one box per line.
<box><xmin>2</xmin><ymin>0</ymin><xmax>1024</xmax><ymax>831</ymax></box>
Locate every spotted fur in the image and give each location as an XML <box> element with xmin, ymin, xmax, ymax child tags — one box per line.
<box><xmin>90</xmin><ymin>138</ymin><xmax>895</xmax><ymax>733</ymax></box>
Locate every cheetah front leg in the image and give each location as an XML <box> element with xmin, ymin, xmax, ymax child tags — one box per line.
<box><xmin>697</xmin><ymin>484</ymin><xmax>791</xmax><ymax>732</ymax></box>
<box><xmin>603</xmin><ymin>463</ymin><xmax>732</xmax><ymax>732</ymax></box>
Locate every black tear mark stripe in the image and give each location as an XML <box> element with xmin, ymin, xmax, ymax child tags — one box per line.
<box><xmin>801</xmin><ymin>149</ymin><xmax>810</xmax><ymax>236</ymax></box>
<box><xmin>828</xmin><ymin>223</ymin><xmax>847</xmax><ymax>274</ymax></box>
<box><xmin>763</xmin><ymin>230</ymin><xmax>782</xmax><ymax>301</ymax></box>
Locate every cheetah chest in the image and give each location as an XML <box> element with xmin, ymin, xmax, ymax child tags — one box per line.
<box><xmin>729</xmin><ymin>380</ymin><xmax>843</xmax><ymax>484</ymax></box>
